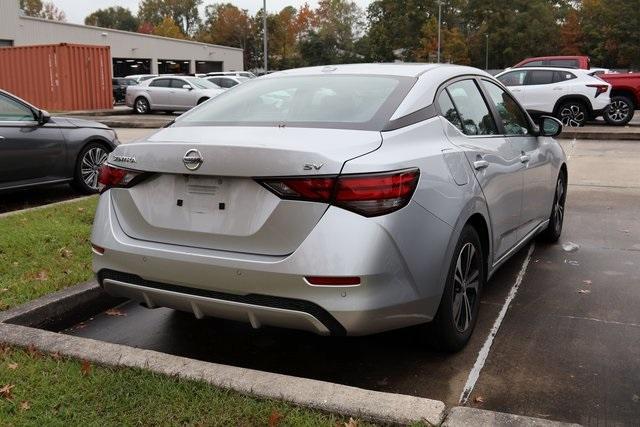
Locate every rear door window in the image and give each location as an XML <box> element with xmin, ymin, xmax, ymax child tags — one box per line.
<box><xmin>171</xmin><ymin>79</ymin><xmax>189</xmax><ymax>89</ymax></box>
<box><xmin>446</xmin><ymin>80</ymin><xmax>498</xmax><ymax>136</ymax></box>
<box><xmin>526</xmin><ymin>70</ymin><xmax>555</xmax><ymax>85</ymax></box>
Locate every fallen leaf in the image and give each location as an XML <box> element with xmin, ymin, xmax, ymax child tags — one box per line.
<box><xmin>78</xmin><ymin>207</ymin><xmax>85</xmax><ymax>212</ymax></box>
<box><xmin>0</xmin><ymin>384</ymin><xmax>15</xmax><ymax>400</ymax></box>
<box><xmin>578</xmin><ymin>289</ymin><xmax>591</xmax><ymax>294</ymax></box>
<box><xmin>0</xmin><ymin>288</ymin><xmax>7</xmax><ymax>292</ymax></box>
<box><xmin>59</xmin><ymin>248</ymin><xmax>73</xmax><ymax>258</ymax></box>
<box><xmin>105</xmin><ymin>308</ymin><xmax>127</xmax><ymax>317</ymax></box>
<box><xmin>344</xmin><ymin>418</ymin><xmax>359</xmax><ymax>427</ymax></box>
<box><xmin>583</xmin><ymin>280</ymin><xmax>592</xmax><ymax>285</ymax></box>
<box><xmin>34</xmin><ymin>270</ymin><xmax>49</xmax><ymax>281</ymax></box>
<box><xmin>268</xmin><ymin>410</ymin><xmax>283</xmax><ymax>427</ymax></box>
<box><xmin>7</xmin><ymin>363</ymin><xmax>18</xmax><ymax>370</ymax></box>
<box><xmin>81</xmin><ymin>360</ymin><xmax>92</xmax><ymax>376</ymax></box>
<box><xmin>474</xmin><ymin>395</ymin><xmax>485</xmax><ymax>403</ymax></box>
<box><xmin>20</xmin><ymin>401</ymin><xmax>30</xmax><ymax>411</ymax></box>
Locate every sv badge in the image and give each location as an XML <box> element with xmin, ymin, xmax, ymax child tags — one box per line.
<box><xmin>303</xmin><ymin>163</ymin><xmax>324</xmax><ymax>171</ymax></box>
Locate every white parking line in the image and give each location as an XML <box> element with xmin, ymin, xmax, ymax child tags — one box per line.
<box><xmin>458</xmin><ymin>243</ymin><xmax>535</xmax><ymax>405</ymax></box>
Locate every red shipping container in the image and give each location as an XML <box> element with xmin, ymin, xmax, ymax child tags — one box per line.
<box><xmin>0</xmin><ymin>43</ymin><xmax>112</xmax><ymax>111</ymax></box>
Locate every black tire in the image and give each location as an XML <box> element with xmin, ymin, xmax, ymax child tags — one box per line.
<box><xmin>197</xmin><ymin>97</ymin><xmax>209</xmax><ymax>105</ymax></box>
<box><xmin>134</xmin><ymin>96</ymin><xmax>151</xmax><ymax>114</ymax></box>
<box><xmin>557</xmin><ymin>101</ymin><xmax>588</xmax><ymax>127</ymax></box>
<box><xmin>70</xmin><ymin>142</ymin><xmax>110</xmax><ymax>194</ymax></box>
<box><xmin>604</xmin><ymin>95</ymin><xmax>635</xmax><ymax>126</ymax></box>
<box><xmin>430</xmin><ymin>225</ymin><xmax>485</xmax><ymax>352</ymax></box>
<box><xmin>541</xmin><ymin>171</ymin><xmax>567</xmax><ymax>243</ymax></box>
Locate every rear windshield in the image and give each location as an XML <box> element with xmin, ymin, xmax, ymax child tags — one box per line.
<box><xmin>175</xmin><ymin>75</ymin><xmax>414</xmax><ymax>131</ymax></box>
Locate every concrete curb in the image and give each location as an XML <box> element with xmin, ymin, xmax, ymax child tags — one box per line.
<box><xmin>0</xmin><ymin>195</ymin><xmax>95</xmax><ymax>219</ymax></box>
<box><xmin>0</xmin><ymin>322</ymin><xmax>446</xmax><ymax>425</ymax></box>
<box><xmin>443</xmin><ymin>407</ymin><xmax>581</xmax><ymax>427</ymax></box>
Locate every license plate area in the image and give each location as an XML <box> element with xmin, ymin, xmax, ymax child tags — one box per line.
<box><xmin>185</xmin><ymin>176</ymin><xmax>227</xmax><ymax>215</ymax></box>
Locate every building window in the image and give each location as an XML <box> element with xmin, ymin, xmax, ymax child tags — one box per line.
<box><xmin>0</xmin><ymin>40</ymin><xmax>14</xmax><ymax>47</ymax></box>
<box><xmin>113</xmin><ymin>58</ymin><xmax>151</xmax><ymax>77</ymax></box>
<box><xmin>158</xmin><ymin>59</ymin><xmax>189</xmax><ymax>75</ymax></box>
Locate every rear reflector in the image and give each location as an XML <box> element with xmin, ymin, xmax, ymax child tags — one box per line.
<box><xmin>305</xmin><ymin>276</ymin><xmax>361</xmax><ymax>286</ymax></box>
<box><xmin>259</xmin><ymin>168</ymin><xmax>419</xmax><ymax>217</ymax></box>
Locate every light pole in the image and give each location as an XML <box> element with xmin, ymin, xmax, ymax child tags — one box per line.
<box><xmin>263</xmin><ymin>0</ymin><xmax>268</xmax><ymax>73</ymax></box>
<box><xmin>485</xmin><ymin>34</ymin><xmax>489</xmax><ymax>70</ymax></box>
<box><xmin>437</xmin><ymin>1</ymin><xmax>442</xmax><ymax>63</ymax></box>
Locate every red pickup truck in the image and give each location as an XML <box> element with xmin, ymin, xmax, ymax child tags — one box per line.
<box><xmin>599</xmin><ymin>73</ymin><xmax>640</xmax><ymax>125</ymax></box>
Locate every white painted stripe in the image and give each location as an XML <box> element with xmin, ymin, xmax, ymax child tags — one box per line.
<box><xmin>458</xmin><ymin>243</ymin><xmax>535</xmax><ymax>404</ymax></box>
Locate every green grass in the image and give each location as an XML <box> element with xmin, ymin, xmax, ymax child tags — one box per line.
<box><xmin>0</xmin><ymin>347</ymin><xmax>351</xmax><ymax>426</ymax></box>
<box><xmin>0</xmin><ymin>198</ymin><xmax>98</xmax><ymax>311</ymax></box>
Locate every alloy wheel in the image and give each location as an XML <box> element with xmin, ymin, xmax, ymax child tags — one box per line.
<box><xmin>559</xmin><ymin>104</ymin><xmax>586</xmax><ymax>127</ymax></box>
<box><xmin>553</xmin><ymin>178</ymin><xmax>565</xmax><ymax>234</ymax></box>
<box><xmin>81</xmin><ymin>146</ymin><xmax>108</xmax><ymax>190</ymax></box>
<box><xmin>606</xmin><ymin>100</ymin><xmax>630</xmax><ymax>123</ymax></box>
<box><xmin>452</xmin><ymin>242</ymin><xmax>480</xmax><ymax>333</ymax></box>
<box><xmin>135</xmin><ymin>98</ymin><xmax>149</xmax><ymax>114</ymax></box>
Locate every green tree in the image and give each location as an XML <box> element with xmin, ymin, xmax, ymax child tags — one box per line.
<box><xmin>85</xmin><ymin>7</ymin><xmax>139</xmax><ymax>32</ymax></box>
<box><xmin>19</xmin><ymin>0</ymin><xmax>66</xmax><ymax>21</ymax></box>
<box><xmin>138</xmin><ymin>0</ymin><xmax>202</xmax><ymax>37</ymax></box>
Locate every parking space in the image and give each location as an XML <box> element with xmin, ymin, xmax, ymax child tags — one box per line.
<box><xmin>59</xmin><ymin>138</ymin><xmax>640</xmax><ymax>424</ymax></box>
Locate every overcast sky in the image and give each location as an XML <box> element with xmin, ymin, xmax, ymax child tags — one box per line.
<box><xmin>53</xmin><ymin>0</ymin><xmax>375</xmax><ymax>24</ymax></box>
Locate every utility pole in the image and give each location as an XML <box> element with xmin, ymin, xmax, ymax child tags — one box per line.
<box><xmin>263</xmin><ymin>0</ymin><xmax>268</xmax><ymax>73</ymax></box>
<box><xmin>485</xmin><ymin>34</ymin><xmax>489</xmax><ymax>70</ymax></box>
<box><xmin>437</xmin><ymin>1</ymin><xmax>442</xmax><ymax>63</ymax></box>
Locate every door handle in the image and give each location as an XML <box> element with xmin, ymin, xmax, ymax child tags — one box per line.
<box><xmin>552</xmin><ymin>87</ymin><xmax>563</xmax><ymax>91</ymax></box>
<box><xmin>473</xmin><ymin>160</ymin><xmax>490</xmax><ymax>170</ymax></box>
<box><xmin>520</xmin><ymin>155</ymin><xmax>530</xmax><ymax>163</ymax></box>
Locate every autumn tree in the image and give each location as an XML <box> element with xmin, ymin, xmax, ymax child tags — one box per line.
<box><xmin>560</xmin><ymin>9</ymin><xmax>582</xmax><ymax>55</ymax></box>
<box><xmin>85</xmin><ymin>7</ymin><xmax>139</xmax><ymax>32</ymax></box>
<box><xmin>153</xmin><ymin>16</ymin><xmax>186</xmax><ymax>39</ymax></box>
<box><xmin>138</xmin><ymin>0</ymin><xmax>202</xmax><ymax>37</ymax></box>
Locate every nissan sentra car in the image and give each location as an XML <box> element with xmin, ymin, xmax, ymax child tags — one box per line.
<box><xmin>91</xmin><ymin>63</ymin><xmax>567</xmax><ymax>351</ymax></box>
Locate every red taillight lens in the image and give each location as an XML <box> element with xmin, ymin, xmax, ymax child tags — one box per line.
<box><xmin>587</xmin><ymin>84</ymin><xmax>609</xmax><ymax>97</ymax></box>
<box><xmin>305</xmin><ymin>276</ymin><xmax>361</xmax><ymax>286</ymax></box>
<box><xmin>259</xmin><ymin>169</ymin><xmax>419</xmax><ymax>217</ymax></box>
<box><xmin>98</xmin><ymin>164</ymin><xmax>142</xmax><ymax>192</ymax></box>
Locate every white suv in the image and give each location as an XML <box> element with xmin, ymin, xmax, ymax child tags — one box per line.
<box><xmin>495</xmin><ymin>67</ymin><xmax>611</xmax><ymax>127</ymax></box>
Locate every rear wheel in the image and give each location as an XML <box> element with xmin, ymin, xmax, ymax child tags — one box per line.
<box><xmin>541</xmin><ymin>172</ymin><xmax>567</xmax><ymax>243</ymax></box>
<box><xmin>134</xmin><ymin>97</ymin><xmax>151</xmax><ymax>114</ymax></box>
<box><xmin>430</xmin><ymin>225</ymin><xmax>484</xmax><ymax>352</ymax></box>
<box><xmin>71</xmin><ymin>142</ymin><xmax>109</xmax><ymax>194</ymax></box>
<box><xmin>604</xmin><ymin>95</ymin><xmax>634</xmax><ymax>126</ymax></box>
<box><xmin>557</xmin><ymin>101</ymin><xmax>587</xmax><ymax>127</ymax></box>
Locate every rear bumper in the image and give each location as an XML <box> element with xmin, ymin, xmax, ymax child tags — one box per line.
<box><xmin>91</xmin><ymin>192</ymin><xmax>450</xmax><ymax>336</ymax></box>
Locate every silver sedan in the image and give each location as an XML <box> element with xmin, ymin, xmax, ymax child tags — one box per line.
<box><xmin>125</xmin><ymin>76</ymin><xmax>225</xmax><ymax>114</ymax></box>
<box><xmin>92</xmin><ymin>64</ymin><xmax>567</xmax><ymax>351</ymax></box>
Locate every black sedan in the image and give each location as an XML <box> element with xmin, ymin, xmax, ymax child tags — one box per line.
<box><xmin>0</xmin><ymin>90</ymin><xmax>119</xmax><ymax>194</ymax></box>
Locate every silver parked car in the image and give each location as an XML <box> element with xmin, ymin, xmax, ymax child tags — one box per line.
<box><xmin>126</xmin><ymin>76</ymin><xmax>225</xmax><ymax>114</ymax></box>
<box><xmin>92</xmin><ymin>64</ymin><xmax>567</xmax><ymax>351</ymax></box>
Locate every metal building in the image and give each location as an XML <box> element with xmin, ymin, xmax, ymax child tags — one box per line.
<box><xmin>0</xmin><ymin>0</ymin><xmax>244</xmax><ymax>77</ymax></box>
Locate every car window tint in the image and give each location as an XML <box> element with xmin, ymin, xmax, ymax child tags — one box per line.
<box><xmin>553</xmin><ymin>71</ymin><xmax>576</xmax><ymax>82</ymax></box>
<box><xmin>527</xmin><ymin>70</ymin><xmax>555</xmax><ymax>85</ymax></box>
<box><xmin>446</xmin><ymin>80</ymin><xmax>498</xmax><ymax>136</ymax></box>
<box><xmin>437</xmin><ymin>90</ymin><xmax>463</xmax><ymax>133</ymax></box>
<box><xmin>482</xmin><ymin>80</ymin><xmax>531</xmax><ymax>136</ymax></box>
<box><xmin>497</xmin><ymin>71</ymin><xmax>526</xmax><ymax>87</ymax></box>
<box><xmin>171</xmin><ymin>79</ymin><xmax>188</xmax><ymax>89</ymax></box>
<box><xmin>150</xmin><ymin>78</ymin><xmax>170</xmax><ymax>88</ymax></box>
<box><xmin>0</xmin><ymin>94</ymin><xmax>34</xmax><ymax>121</ymax></box>
<box><xmin>548</xmin><ymin>59</ymin><xmax>578</xmax><ymax>68</ymax></box>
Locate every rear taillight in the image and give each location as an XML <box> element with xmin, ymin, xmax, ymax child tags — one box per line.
<box><xmin>587</xmin><ymin>84</ymin><xmax>609</xmax><ymax>97</ymax></box>
<box><xmin>98</xmin><ymin>164</ymin><xmax>143</xmax><ymax>192</ymax></box>
<box><xmin>259</xmin><ymin>169</ymin><xmax>419</xmax><ymax>217</ymax></box>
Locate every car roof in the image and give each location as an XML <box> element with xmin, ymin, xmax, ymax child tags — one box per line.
<box><xmin>265</xmin><ymin>63</ymin><xmax>489</xmax><ymax>78</ymax></box>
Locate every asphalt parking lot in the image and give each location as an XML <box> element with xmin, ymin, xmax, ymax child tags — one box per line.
<box><xmin>58</xmin><ymin>137</ymin><xmax>640</xmax><ymax>424</ymax></box>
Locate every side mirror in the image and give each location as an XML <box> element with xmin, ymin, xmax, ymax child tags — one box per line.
<box><xmin>182</xmin><ymin>84</ymin><xmax>193</xmax><ymax>90</ymax></box>
<box><xmin>38</xmin><ymin>110</ymin><xmax>51</xmax><ymax>125</ymax></box>
<box><xmin>538</xmin><ymin>115</ymin><xmax>562</xmax><ymax>137</ymax></box>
